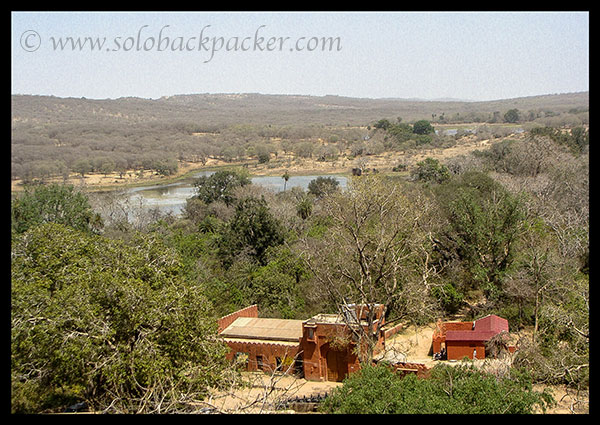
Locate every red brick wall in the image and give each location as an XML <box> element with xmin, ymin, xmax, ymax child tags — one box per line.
<box><xmin>217</xmin><ymin>305</ymin><xmax>259</xmax><ymax>333</ymax></box>
<box><xmin>446</xmin><ymin>341</ymin><xmax>487</xmax><ymax>360</ymax></box>
<box><xmin>300</xmin><ymin>322</ymin><xmax>361</xmax><ymax>382</ymax></box>
<box><xmin>218</xmin><ymin>306</ymin><xmax>303</xmax><ymax>374</ymax></box>
<box><xmin>383</xmin><ymin>323</ymin><xmax>403</xmax><ymax>342</ymax></box>
<box><xmin>224</xmin><ymin>339</ymin><xmax>300</xmax><ymax>373</ymax></box>
<box><xmin>432</xmin><ymin>320</ymin><xmax>474</xmax><ymax>353</ymax></box>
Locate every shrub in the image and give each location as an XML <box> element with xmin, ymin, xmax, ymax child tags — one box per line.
<box><xmin>320</xmin><ymin>363</ymin><xmax>554</xmax><ymax>414</ymax></box>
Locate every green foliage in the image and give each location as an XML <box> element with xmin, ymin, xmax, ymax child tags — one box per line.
<box><xmin>430</xmin><ymin>283</ymin><xmax>464</xmax><ymax>313</ymax></box>
<box><xmin>307</xmin><ymin>176</ymin><xmax>340</xmax><ymax>199</ymax></box>
<box><xmin>530</xmin><ymin>125</ymin><xmax>589</xmax><ymax>154</ymax></box>
<box><xmin>248</xmin><ymin>246</ymin><xmax>309</xmax><ymax>318</ymax></box>
<box><xmin>296</xmin><ymin>196</ymin><xmax>313</xmax><ymax>220</ymax></box>
<box><xmin>11</xmin><ymin>223</ymin><xmax>229</xmax><ymax>413</ymax></box>
<box><xmin>373</xmin><ymin>118</ymin><xmax>392</xmax><ymax>130</ymax></box>
<box><xmin>413</xmin><ymin>157</ymin><xmax>450</xmax><ymax>184</ymax></box>
<box><xmin>387</xmin><ymin>122</ymin><xmax>414</xmax><ymax>144</ymax></box>
<box><xmin>321</xmin><ymin>363</ymin><xmax>554</xmax><ymax>414</ymax></box>
<box><xmin>217</xmin><ymin>196</ymin><xmax>286</xmax><ymax>267</ymax></box>
<box><xmin>257</xmin><ymin>151</ymin><xmax>270</xmax><ymax>164</ymax></box>
<box><xmin>11</xmin><ymin>183</ymin><xmax>103</xmax><ymax>235</ymax></box>
<box><xmin>11</xmin><ymin>94</ymin><xmax>589</xmax><ymax>411</ymax></box>
<box><xmin>193</xmin><ymin>169</ymin><xmax>250</xmax><ymax>206</ymax></box>
<box><xmin>203</xmin><ymin>245</ymin><xmax>310</xmax><ymax>319</ymax></box>
<box><xmin>435</xmin><ymin>172</ymin><xmax>525</xmax><ymax>292</ymax></box>
<box><xmin>473</xmin><ymin>138</ymin><xmax>517</xmax><ymax>172</ymax></box>
<box><xmin>412</xmin><ymin>119</ymin><xmax>435</xmax><ymax>135</ymax></box>
<box><xmin>415</xmin><ymin>134</ymin><xmax>433</xmax><ymax>145</ymax></box>
<box><xmin>504</xmin><ymin>108</ymin><xmax>520</xmax><ymax>123</ymax></box>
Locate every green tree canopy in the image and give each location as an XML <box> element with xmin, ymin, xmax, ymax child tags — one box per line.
<box><xmin>412</xmin><ymin>119</ymin><xmax>435</xmax><ymax>135</ymax></box>
<box><xmin>218</xmin><ymin>196</ymin><xmax>286</xmax><ymax>267</ymax></box>
<box><xmin>373</xmin><ymin>118</ymin><xmax>392</xmax><ymax>130</ymax></box>
<box><xmin>504</xmin><ymin>108</ymin><xmax>520</xmax><ymax>123</ymax></box>
<box><xmin>434</xmin><ymin>172</ymin><xmax>526</xmax><ymax>295</ymax></box>
<box><xmin>307</xmin><ymin>176</ymin><xmax>340</xmax><ymax>199</ymax></box>
<box><xmin>193</xmin><ymin>169</ymin><xmax>251</xmax><ymax>206</ymax></box>
<box><xmin>413</xmin><ymin>157</ymin><xmax>450</xmax><ymax>184</ymax></box>
<box><xmin>11</xmin><ymin>223</ymin><xmax>229</xmax><ymax>413</ymax></box>
<box><xmin>11</xmin><ymin>183</ymin><xmax>103</xmax><ymax>235</ymax></box>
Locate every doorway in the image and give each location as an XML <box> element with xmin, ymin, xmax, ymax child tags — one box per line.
<box><xmin>326</xmin><ymin>349</ymin><xmax>348</xmax><ymax>382</ymax></box>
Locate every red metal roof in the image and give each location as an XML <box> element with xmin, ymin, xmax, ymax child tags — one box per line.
<box><xmin>445</xmin><ymin>330</ymin><xmax>498</xmax><ymax>342</ymax></box>
<box><xmin>444</xmin><ymin>315</ymin><xmax>508</xmax><ymax>342</ymax></box>
<box><xmin>473</xmin><ymin>314</ymin><xmax>509</xmax><ymax>333</ymax></box>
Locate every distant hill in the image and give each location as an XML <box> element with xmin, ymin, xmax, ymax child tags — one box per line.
<box><xmin>11</xmin><ymin>91</ymin><xmax>589</xmax><ymax>127</ymax></box>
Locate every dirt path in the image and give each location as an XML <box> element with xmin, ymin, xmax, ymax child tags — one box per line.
<box><xmin>203</xmin><ymin>372</ymin><xmax>342</xmax><ymax>413</ymax></box>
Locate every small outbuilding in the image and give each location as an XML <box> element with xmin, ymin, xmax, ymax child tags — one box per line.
<box><xmin>432</xmin><ymin>314</ymin><xmax>510</xmax><ymax>360</ymax></box>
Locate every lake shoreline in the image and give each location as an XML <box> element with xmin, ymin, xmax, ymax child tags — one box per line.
<box><xmin>92</xmin><ymin>172</ymin><xmax>350</xmax><ymax>222</ymax></box>
<box><xmin>11</xmin><ymin>158</ymin><xmax>353</xmax><ymax>195</ymax></box>
<box><xmin>12</xmin><ymin>131</ymin><xmax>509</xmax><ymax>195</ymax></box>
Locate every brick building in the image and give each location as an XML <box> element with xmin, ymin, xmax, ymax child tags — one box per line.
<box><xmin>217</xmin><ymin>304</ymin><xmax>402</xmax><ymax>382</ymax></box>
<box><xmin>431</xmin><ymin>314</ymin><xmax>510</xmax><ymax>360</ymax></box>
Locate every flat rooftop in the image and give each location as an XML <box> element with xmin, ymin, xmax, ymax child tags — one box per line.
<box><xmin>219</xmin><ymin>317</ymin><xmax>304</xmax><ymax>342</ymax></box>
<box><xmin>304</xmin><ymin>313</ymin><xmax>345</xmax><ymax>325</ymax></box>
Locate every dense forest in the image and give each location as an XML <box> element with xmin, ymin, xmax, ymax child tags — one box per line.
<box><xmin>11</xmin><ymin>93</ymin><xmax>588</xmax><ymax>413</ymax></box>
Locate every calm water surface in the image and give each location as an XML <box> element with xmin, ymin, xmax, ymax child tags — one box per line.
<box><xmin>124</xmin><ymin>172</ymin><xmax>347</xmax><ymax>217</ymax></box>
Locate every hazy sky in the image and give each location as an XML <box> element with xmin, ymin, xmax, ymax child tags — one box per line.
<box><xmin>12</xmin><ymin>11</ymin><xmax>589</xmax><ymax>101</ymax></box>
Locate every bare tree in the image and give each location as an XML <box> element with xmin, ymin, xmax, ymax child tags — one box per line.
<box><xmin>300</xmin><ymin>175</ymin><xmax>438</xmax><ymax>364</ymax></box>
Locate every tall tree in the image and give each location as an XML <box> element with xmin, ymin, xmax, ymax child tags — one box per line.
<box><xmin>193</xmin><ymin>169</ymin><xmax>250</xmax><ymax>206</ymax></box>
<box><xmin>301</xmin><ymin>176</ymin><xmax>436</xmax><ymax>363</ymax></box>
<box><xmin>433</xmin><ymin>172</ymin><xmax>525</xmax><ymax>297</ymax></box>
<box><xmin>218</xmin><ymin>196</ymin><xmax>286</xmax><ymax>267</ymax></box>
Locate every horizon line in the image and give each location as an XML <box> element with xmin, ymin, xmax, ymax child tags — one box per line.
<box><xmin>10</xmin><ymin>90</ymin><xmax>590</xmax><ymax>104</ymax></box>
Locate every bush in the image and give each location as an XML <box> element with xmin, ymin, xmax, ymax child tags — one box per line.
<box><xmin>193</xmin><ymin>169</ymin><xmax>250</xmax><ymax>206</ymax></box>
<box><xmin>412</xmin><ymin>157</ymin><xmax>450</xmax><ymax>184</ymax></box>
<box><xmin>320</xmin><ymin>363</ymin><xmax>554</xmax><ymax>414</ymax></box>
<box><xmin>307</xmin><ymin>176</ymin><xmax>340</xmax><ymax>199</ymax></box>
<box><xmin>412</xmin><ymin>120</ymin><xmax>435</xmax><ymax>135</ymax></box>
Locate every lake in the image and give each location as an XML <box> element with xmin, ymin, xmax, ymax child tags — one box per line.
<box><xmin>123</xmin><ymin>172</ymin><xmax>348</xmax><ymax>218</ymax></box>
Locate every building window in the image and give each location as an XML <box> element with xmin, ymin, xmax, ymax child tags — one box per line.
<box><xmin>256</xmin><ymin>355</ymin><xmax>264</xmax><ymax>370</ymax></box>
<box><xmin>306</xmin><ymin>326</ymin><xmax>316</xmax><ymax>341</ymax></box>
